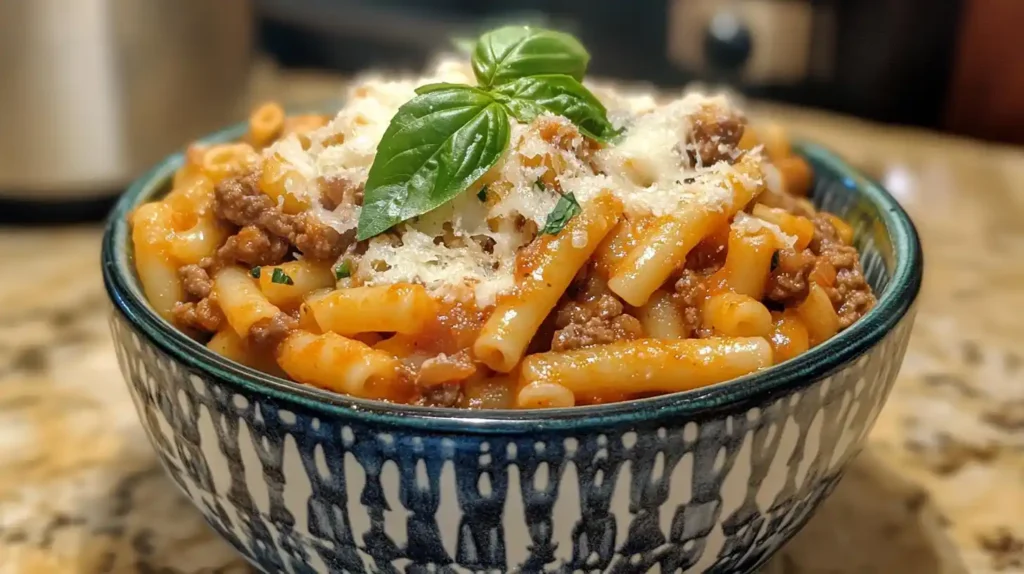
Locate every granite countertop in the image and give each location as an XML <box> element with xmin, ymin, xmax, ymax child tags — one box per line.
<box><xmin>1</xmin><ymin>65</ymin><xmax>1022</xmax><ymax>574</ymax></box>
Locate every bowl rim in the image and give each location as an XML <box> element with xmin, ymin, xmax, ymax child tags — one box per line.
<box><xmin>102</xmin><ymin>121</ymin><xmax>923</xmax><ymax>433</ymax></box>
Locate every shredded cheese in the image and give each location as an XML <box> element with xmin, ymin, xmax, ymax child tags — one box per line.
<box><xmin>267</xmin><ymin>58</ymin><xmax>768</xmax><ymax>306</ymax></box>
<box><xmin>732</xmin><ymin>212</ymin><xmax>797</xmax><ymax>249</ymax></box>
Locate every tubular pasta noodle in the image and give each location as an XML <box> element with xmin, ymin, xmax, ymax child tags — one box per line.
<box><xmin>207</xmin><ymin>329</ymin><xmax>286</xmax><ymax>377</ymax></box>
<box><xmin>769</xmin><ymin>311</ymin><xmax>810</xmax><ymax>364</ymax></box>
<box><xmin>776</xmin><ymin>155</ymin><xmax>813</xmax><ymax>197</ymax></box>
<box><xmin>703</xmin><ymin>293</ymin><xmax>773</xmax><ymax>338</ymax></box>
<box><xmin>306</xmin><ymin>284</ymin><xmax>437</xmax><ymax>336</ymax></box>
<box><xmin>636</xmin><ymin>289</ymin><xmax>686</xmax><ymax>339</ymax></box>
<box><xmin>607</xmin><ymin>155</ymin><xmax>763</xmax><ymax>306</ymax></box>
<box><xmin>593</xmin><ymin>216</ymin><xmax>652</xmax><ymax>277</ymax></box>
<box><xmin>131</xmin><ymin>202</ymin><xmax>184</xmax><ymax>320</ymax></box>
<box><xmin>248</xmin><ymin>102</ymin><xmax>285</xmax><ymax>148</ymax></box>
<box><xmin>167</xmin><ymin>214</ymin><xmax>231</xmax><ymax>265</ymax></box>
<box><xmin>256</xmin><ymin>261</ymin><xmax>336</xmax><ymax>308</ymax></box>
<box><xmin>516</xmin><ymin>381</ymin><xmax>576</xmax><ymax>409</ymax></box>
<box><xmin>474</xmin><ymin>193</ymin><xmax>623</xmax><ymax>372</ymax></box>
<box><xmin>520</xmin><ymin>337</ymin><xmax>772</xmax><ymax>396</ymax></box>
<box><xmin>717</xmin><ymin>226</ymin><xmax>777</xmax><ymax>299</ymax></box>
<box><xmin>261</xmin><ymin>154</ymin><xmax>312</xmax><ymax>214</ymax></box>
<box><xmin>200</xmin><ymin>143</ymin><xmax>259</xmax><ymax>184</ymax></box>
<box><xmin>276</xmin><ymin>330</ymin><xmax>405</xmax><ymax>400</ymax></box>
<box><xmin>751</xmin><ymin>203</ymin><xmax>814</xmax><ymax>251</ymax></box>
<box><xmin>213</xmin><ymin>266</ymin><xmax>281</xmax><ymax>338</ymax></box>
<box><xmin>796</xmin><ymin>284</ymin><xmax>840</xmax><ymax>346</ymax></box>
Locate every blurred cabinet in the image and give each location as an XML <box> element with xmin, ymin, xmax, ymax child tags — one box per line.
<box><xmin>945</xmin><ymin>0</ymin><xmax>1024</xmax><ymax>145</ymax></box>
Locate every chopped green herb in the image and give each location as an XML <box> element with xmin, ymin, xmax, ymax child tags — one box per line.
<box><xmin>540</xmin><ymin>192</ymin><xmax>582</xmax><ymax>235</ymax></box>
<box><xmin>770</xmin><ymin>251</ymin><xmax>780</xmax><ymax>272</ymax></box>
<box><xmin>271</xmin><ymin>268</ymin><xmax>294</xmax><ymax>285</ymax></box>
<box><xmin>534</xmin><ymin>180</ymin><xmax>546</xmax><ymax>192</ymax></box>
<box><xmin>249</xmin><ymin>267</ymin><xmax>261</xmax><ymax>279</ymax></box>
<box><xmin>334</xmin><ymin>261</ymin><xmax>352</xmax><ymax>280</ymax></box>
<box><xmin>477</xmin><ymin>187</ymin><xmax>488</xmax><ymax>202</ymax></box>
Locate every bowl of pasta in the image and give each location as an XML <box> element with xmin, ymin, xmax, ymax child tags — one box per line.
<box><xmin>102</xmin><ymin>25</ymin><xmax>922</xmax><ymax>574</ymax></box>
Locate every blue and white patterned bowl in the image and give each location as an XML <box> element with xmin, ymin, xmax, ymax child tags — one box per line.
<box><xmin>102</xmin><ymin>123</ymin><xmax>923</xmax><ymax>574</ymax></box>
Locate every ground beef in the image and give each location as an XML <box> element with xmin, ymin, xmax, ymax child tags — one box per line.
<box><xmin>172</xmin><ymin>298</ymin><xmax>224</xmax><ymax>333</ymax></box>
<box><xmin>214</xmin><ymin>172</ymin><xmax>297</xmax><ymax>239</ymax></box>
<box><xmin>214</xmin><ymin>172</ymin><xmax>275</xmax><ymax>228</ymax></box>
<box><xmin>687</xmin><ymin>105</ymin><xmax>745</xmax><ymax>166</ymax></box>
<box><xmin>217</xmin><ymin>225</ymin><xmax>290</xmax><ymax>267</ymax></box>
<box><xmin>292</xmin><ymin>213</ymin><xmax>351</xmax><ymax>261</ymax></box>
<box><xmin>319</xmin><ymin>175</ymin><xmax>364</xmax><ymax>210</ymax></box>
<box><xmin>215</xmin><ymin>173</ymin><xmax>354</xmax><ymax>262</ymax></box>
<box><xmin>764</xmin><ymin>215</ymin><xmax>875</xmax><ymax>327</ymax></box>
<box><xmin>414</xmin><ymin>383</ymin><xmax>463</xmax><ymax>408</ymax></box>
<box><xmin>248</xmin><ymin>312</ymin><xmax>298</xmax><ymax>351</ymax></box>
<box><xmin>809</xmin><ymin>214</ymin><xmax>876</xmax><ymax>328</ymax></box>
<box><xmin>179</xmin><ymin>264</ymin><xmax>213</xmax><ymax>299</ymax></box>
<box><xmin>551</xmin><ymin>293</ymin><xmax>643</xmax><ymax>351</ymax></box>
<box><xmin>672</xmin><ymin>269</ymin><xmax>713</xmax><ymax>338</ymax></box>
<box><xmin>765</xmin><ymin>248</ymin><xmax>815</xmax><ymax>305</ymax></box>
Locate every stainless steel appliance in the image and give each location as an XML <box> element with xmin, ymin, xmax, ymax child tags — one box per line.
<box><xmin>0</xmin><ymin>0</ymin><xmax>253</xmax><ymax>215</ymax></box>
<box><xmin>258</xmin><ymin>0</ymin><xmax>962</xmax><ymax>129</ymax></box>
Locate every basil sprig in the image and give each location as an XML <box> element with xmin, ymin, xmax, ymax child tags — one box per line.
<box><xmin>357</xmin><ymin>25</ymin><xmax>614</xmax><ymax>240</ymax></box>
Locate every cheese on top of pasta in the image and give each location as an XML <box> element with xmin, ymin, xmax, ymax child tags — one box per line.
<box><xmin>264</xmin><ymin>59</ymin><xmax>765</xmax><ymax>306</ymax></box>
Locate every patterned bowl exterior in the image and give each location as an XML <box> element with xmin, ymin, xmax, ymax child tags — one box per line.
<box><xmin>103</xmin><ymin>134</ymin><xmax>923</xmax><ymax>574</ymax></box>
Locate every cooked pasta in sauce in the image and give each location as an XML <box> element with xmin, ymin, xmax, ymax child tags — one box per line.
<box><xmin>130</xmin><ymin>58</ymin><xmax>876</xmax><ymax>409</ymax></box>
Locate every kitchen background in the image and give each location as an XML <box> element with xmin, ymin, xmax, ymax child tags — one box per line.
<box><xmin>0</xmin><ymin>1</ymin><xmax>1022</xmax><ymax>573</ymax></box>
<box><xmin>2</xmin><ymin>0</ymin><xmax>1023</xmax><ymax>223</ymax></box>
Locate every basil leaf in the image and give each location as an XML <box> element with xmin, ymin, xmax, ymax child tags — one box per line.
<box><xmin>473</xmin><ymin>26</ymin><xmax>589</xmax><ymax>88</ymax></box>
<box><xmin>540</xmin><ymin>192</ymin><xmax>582</xmax><ymax>235</ymax></box>
<box><xmin>492</xmin><ymin>74</ymin><xmax>619</xmax><ymax>142</ymax></box>
<box><xmin>357</xmin><ymin>86</ymin><xmax>511</xmax><ymax>240</ymax></box>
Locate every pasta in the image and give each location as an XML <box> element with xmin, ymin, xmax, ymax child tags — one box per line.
<box><xmin>256</xmin><ymin>261</ymin><xmax>335</xmax><ymax>308</ymax></box>
<box><xmin>606</xmin><ymin>154</ymin><xmax>763</xmax><ymax>307</ymax></box>
<box><xmin>307</xmin><ymin>284</ymin><xmax>438</xmax><ymax>336</ymax></box>
<box><xmin>474</xmin><ymin>193</ymin><xmax>623</xmax><ymax>372</ymax></box>
<box><xmin>128</xmin><ymin>54</ymin><xmax>877</xmax><ymax>409</ymax></box>
<box><xmin>276</xmin><ymin>331</ymin><xmax>406</xmax><ymax>400</ymax></box>
<box><xmin>213</xmin><ymin>266</ymin><xmax>281</xmax><ymax>338</ymax></box>
<box><xmin>703</xmin><ymin>293</ymin><xmax>773</xmax><ymax>338</ymax></box>
<box><xmin>636</xmin><ymin>289</ymin><xmax>686</xmax><ymax>339</ymax></box>
<box><xmin>520</xmin><ymin>338</ymin><xmax>773</xmax><ymax>396</ymax></box>
<box><xmin>131</xmin><ymin>202</ymin><xmax>184</xmax><ymax>320</ymax></box>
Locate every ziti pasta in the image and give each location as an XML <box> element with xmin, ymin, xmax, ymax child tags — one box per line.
<box><xmin>129</xmin><ymin>26</ymin><xmax>876</xmax><ymax>409</ymax></box>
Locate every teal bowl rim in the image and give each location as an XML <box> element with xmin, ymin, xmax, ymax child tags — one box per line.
<box><xmin>102</xmin><ymin>121</ymin><xmax>923</xmax><ymax>434</ymax></box>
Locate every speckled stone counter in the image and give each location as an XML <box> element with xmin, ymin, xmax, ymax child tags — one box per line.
<box><xmin>0</xmin><ymin>67</ymin><xmax>1021</xmax><ymax>573</ymax></box>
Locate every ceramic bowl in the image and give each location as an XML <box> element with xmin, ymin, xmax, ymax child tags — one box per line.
<box><xmin>102</xmin><ymin>123</ymin><xmax>923</xmax><ymax>574</ymax></box>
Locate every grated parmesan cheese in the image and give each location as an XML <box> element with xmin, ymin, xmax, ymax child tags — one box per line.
<box><xmin>732</xmin><ymin>212</ymin><xmax>797</xmax><ymax>249</ymax></box>
<box><xmin>267</xmin><ymin>58</ymin><xmax>768</xmax><ymax>306</ymax></box>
